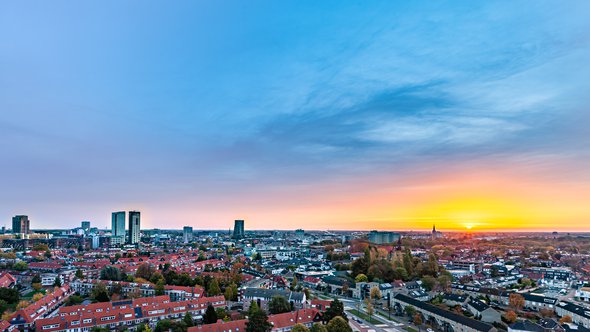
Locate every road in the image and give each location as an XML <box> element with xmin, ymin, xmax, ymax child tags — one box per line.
<box><xmin>313</xmin><ymin>290</ymin><xmax>413</xmax><ymax>332</ymax></box>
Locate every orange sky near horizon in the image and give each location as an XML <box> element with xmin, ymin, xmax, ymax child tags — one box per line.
<box><xmin>140</xmin><ymin>164</ymin><xmax>590</xmax><ymax>232</ymax></box>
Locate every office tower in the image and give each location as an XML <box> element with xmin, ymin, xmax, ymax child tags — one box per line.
<box><xmin>111</xmin><ymin>211</ymin><xmax>126</xmax><ymax>244</ymax></box>
<box><xmin>233</xmin><ymin>219</ymin><xmax>245</xmax><ymax>239</ymax></box>
<box><xmin>12</xmin><ymin>215</ymin><xmax>30</xmax><ymax>234</ymax></box>
<box><xmin>128</xmin><ymin>211</ymin><xmax>141</xmax><ymax>244</ymax></box>
<box><xmin>81</xmin><ymin>221</ymin><xmax>91</xmax><ymax>232</ymax></box>
<box><xmin>183</xmin><ymin>226</ymin><xmax>193</xmax><ymax>243</ymax></box>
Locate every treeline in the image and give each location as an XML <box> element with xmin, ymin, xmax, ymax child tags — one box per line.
<box><xmin>98</xmin><ymin>263</ymin><xmax>240</xmax><ymax>300</ymax></box>
<box><xmin>351</xmin><ymin>247</ymin><xmax>452</xmax><ymax>290</ymax></box>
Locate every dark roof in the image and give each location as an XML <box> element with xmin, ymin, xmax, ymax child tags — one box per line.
<box><xmin>322</xmin><ymin>276</ymin><xmax>354</xmax><ymax>287</ymax></box>
<box><xmin>556</xmin><ymin>301</ymin><xmax>590</xmax><ymax>320</ymax></box>
<box><xmin>443</xmin><ymin>293</ymin><xmax>469</xmax><ymax>303</ymax></box>
<box><xmin>521</xmin><ymin>293</ymin><xmax>557</xmax><ymax>305</ymax></box>
<box><xmin>538</xmin><ymin>318</ymin><xmax>561</xmax><ymax>330</ymax></box>
<box><xmin>394</xmin><ymin>294</ymin><xmax>495</xmax><ymax>332</ymax></box>
<box><xmin>468</xmin><ymin>298</ymin><xmax>490</xmax><ymax>312</ymax></box>
<box><xmin>509</xmin><ymin>321</ymin><xmax>545</xmax><ymax>332</ymax></box>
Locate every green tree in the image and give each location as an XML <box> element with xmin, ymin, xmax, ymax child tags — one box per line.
<box><xmin>269</xmin><ymin>295</ymin><xmax>292</xmax><ymax>314</ymax></box>
<box><xmin>13</xmin><ymin>261</ymin><xmax>28</xmax><ymax>271</ymax></box>
<box><xmin>403</xmin><ymin>249</ymin><xmax>414</xmax><ymax>277</ymax></box>
<box><xmin>323</xmin><ymin>299</ymin><xmax>347</xmax><ymax>323</ymax></box>
<box><xmin>310</xmin><ymin>323</ymin><xmax>328</xmax><ymax>332</ymax></box>
<box><xmin>326</xmin><ymin>316</ymin><xmax>352</xmax><ymax>332</ymax></box>
<box><xmin>246</xmin><ymin>308</ymin><xmax>272</xmax><ymax>332</ymax></box>
<box><xmin>91</xmin><ymin>283</ymin><xmax>110</xmax><ymax>302</ymax></box>
<box><xmin>100</xmin><ymin>266</ymin><xmax>123</xmax><ymax>281</ymax></box>
<box><xmin>90</xmin><ymin>328</ymin><xmax>110</xmax><ymax>332</ymax></box>
<box><xmin>291</xmin><ymin>276</ymin><xmax>299</xmax><ymax>290</ymax></box>
<box><xmin>207</xmin><ymin>279</ymin><xmax>221</xmax><ymax>296</ymax></box>
<box><xmin>53</xmin><ymin>276</ymin><xmax>62</xmax><ymax>287</ymax></box>
<box><xmin>0</xmin><ymin>287</ymin><xmax>20</xmax><ymax>304</ymax></box>
<box><xmin>354</xmin><ymin>274</ymin><xmax>368</xmax><ymax>283</ymax></box>
<box><xmin>421</xmin><ymin>275</ymin><xmax>436</xmax><ymax>291</ymax></box>
<box><xmin>0</xmin><ymin>299</ymin><xmax>8</xmax><ymax>316</ymax></box>
<box><xmin>183</xmin><ymin>312</ymin><xmax>194</xmax><ymax>327</ymax></box>
<box><xmin>292</xmin><ymin>324</ymin><xmax>310</xmax><ymax>332</ymax></box>
<box><xmin>75</xmin><ymin>269</ymin><xmax>84</xmax><ymax>279</ymax></box>
<box><xmin>224</xmin><ymin>283</ymin><xmax>238</xmax><ymax>301</ymax></box>
<box><xmin>32</xmin><ymin>274</ymin><xmax>42</xmax><ymax>284</ymax></box>
<box><xmin>248</xmin><ymin>300</ymin><xmax>260</xmax><ymax>317</ymax></box>
<box><xmin>404</xmin><ymin>305</ymin><xmax>416</xmax><ymax>317</ymax></box>
<box><xmin>155</xmin><ymin>280</ymin><xmax>165</xmax><ymax>296</ymax></box>
<box><xmin>203</xmin><ymin>304</ymin><xmax>218</xmax><ymax>324</ymax></box>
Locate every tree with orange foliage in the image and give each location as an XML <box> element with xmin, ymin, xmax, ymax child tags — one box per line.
<box><xmin>503</xmin><ymin>310</ymin><xmax>517</xmax><ymax>324</ymax></box>
<box><xmin>559</xmin><ymin>315</ymin><xmax>573</xmax><ymax>324</ymax></box>
<box><xmin>509</xmin><ymin>293</ymin><xmax>525</xmax><ymax>311</ymax></box>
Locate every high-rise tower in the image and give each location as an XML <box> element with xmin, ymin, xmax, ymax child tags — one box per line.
<box><xmin>233</xmin><ymin>219</ymin><xmax>245</xmax><ymax>239</ymax></box>
<box><xmin>111</xmin><ymin>211</ymin><xmax>126</xmax><ymax>245</ymax></box>
<box><xmin>12</xmin><ymin>215</ymin><xmax>30</xmax><ymax>234</ymax></box>
<box><xmin>128</xmin><ymin>211</ymin><xmax>141</xmax><ymax>245</ymax></box>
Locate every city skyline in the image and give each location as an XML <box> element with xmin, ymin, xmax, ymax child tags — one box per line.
<box><xmin>1</xmin><ymin>2</ymin><xmax>589</xmax><ymax>232</ymax></box>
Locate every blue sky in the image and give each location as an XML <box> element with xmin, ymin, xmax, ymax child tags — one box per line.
<box><xmin>1</xmin><ymin>1</ymin><xmax>589</xmax><ymax>230</ymax></box>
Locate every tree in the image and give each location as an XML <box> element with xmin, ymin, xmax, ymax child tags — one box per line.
<box><xmin>90</xmin><ymin>328</ymin><xmax>110</xmax><ymax>332</ymax></box>
<box><xmin>323</xmin><ymin>299</ymin><xmax>347</xmax><ymax>323</ymax></box>
<box><xmin>437</xmin><ymin>273</ymin><xmax>452</xmax><ymax>291</ymax></box>
<box><xmin>136</xmin><ymin>263</ymin><xmax>155</xmax><ymax>280</ymax></box>
<box><xmin>53</xmin><ymin>276</ymin><xmax>62</xmax><ymax>287</ymax></box>
<box><xmin>509</xmin><ymin>293</ymin><xmax>525</xmax><ymax>311</ymax></box>
<box><xmin>421</xmin><ymin>276</ymin><xmax>436</xmax><ymax>291</ymax></box>
<box><xmin>269</xmin><ymin>295</ymin><xmax>292</xmax><ymax>314</ymax></box>
<box><xmin>0</xmin><ymin>299</ymin><xmax>7</xmax><ymax>316</ymax></box>
<box><xmin>203</xmin><ymin>304</ymin><xmax>218</xmax><ymax>324</ymax></box>
<box><xmin>490</xmin><ymin>266</ymin><xmax>500</xmax><ymax>278</ymax></box>
<box><xmin>32</xmin><ymin>274</ymin><xmax>42</xmax><ymax>284</ymax></box>
<box><xmin>292</xmin><ymin>324</ymin><xmax>310</xmax><ymax>332</ymax></box>
<box><xmin>32</xmin><ymin>283</ymin><xmax>42</xmax><ymax>292</ymax></box>
<box><xmin>155</xmin><ymin>280</ymin><xmax>165</xmax><ymax>296</ymax></box>
<box><xmin>246</xmin><ymin>307</ymin><xmax>272</xmax><ymax>332</ymax></box>
<box><xmin>404</xmin><ymin>305</ymin><xmax>416</xmax><ymax>317</ymax></box>
<box><xmin>310</xmin><ymin>323</ymin><xmax>328</xmax><ymax>332</ymax></box>
<box><xmin>32</xmin><ymin>293</ymin><xmax>44</xmax><ymax>302</ymax></box>
<box><xmin>100</xmin><ymin>266</ymin><xmax>123</xmax><ymax>281</ymax></box>
<box><xmin>13</xmin><ymin>261</ymin><xmax>28</xmax><ymax>271</ymax></box>
<box><xmin>355</xmin><ymin>274</ymin><xmax>368</xmax><ymax>283</ymax></box>
<box><xmin>76</xmin><ymin>269</ymin><xmax>84</xmax><ymax>279</ymax></box>
<box><xmin>183</xmin><ymin>312</ymin><xmax>194</xmax><ymax>327</ymax></box>
<box><xmin>91</xmin><ymin>283</ymin><xmax>110</xmax><ymax>302</ymax></box>
<box><xmin>413</xmin><ymin>313</ymin><xmax>423</xmax><ymax>331</ymax></box>
<box><xmin>326</xmin><ymin>316</ymin><xmax>352</xmax><ymax>332</ymax></box>
<box><xmin>503</xmin><ymin>310</ymin><xmax>517</xmax><ymax>324</ymax></box>
<box><xmin>16</xmin><ymin>300</ymin><xmax>30</xmax><ymax>310</ymax></box>
<box><xmin>370</xmin><ymin>287</ymin><xmax>382</xmax><ymax>303</ymax></box>
<box><xmin>291</xmin><ymin>276</ymin><xmax>298</xmax><ymax>290</ymax></box>
<box><xmin>365</xmin><ymin>299</ymin><xmax>374</xmax><ymax>322</ymax></box>
<box><xmin>224</xmin><ymin>283</ymin><xmax>238</xmax><ymax>301</ymax></box>
<box><xmin>559</xmin><ymin>315</ymin><xmax>573</xmax><ymax>324</ymax></box>
<box><xmin>0</xmin><ymin>287</ymin><xmax>20</xmax><ymax>304</ymax></box>
<box><xmin>207</xmin><ymin>279</ymin><xmax>221</xmax><ymax>296</ymax></box>
<box><xmin>248</xmin><ymin>300</ymin><xmax>260</xmax><ymax>317</ymax></box>
<box><xmin>216</xmin><ymin>307</ymin><xmax>228</xmax><ymax>321</ymax></box>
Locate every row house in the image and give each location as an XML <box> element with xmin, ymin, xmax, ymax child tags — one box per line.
<box><xmin>70</xmin><ymin>280</ymin><xmax>204</xmax><ymax>301</ymax></box>
<box><xmin>8</xmin><ymin>286</ymin><xmax>73</xmax><ymax>331</ymax></box>
<box><xmin>187</xmin><ymin>308</ymin><xmax>321</xmax><ymax>332</ymax></box>
<box><xmin>35</xmin><ymin>295</ymin><xmax>225</xmax><ymax>332</ymax></box>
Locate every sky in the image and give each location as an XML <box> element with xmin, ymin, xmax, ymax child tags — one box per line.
<box><xmin>1</xmin><ymin>1</ymin><xmax>589</xmax><ymax>232</ymax></box>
